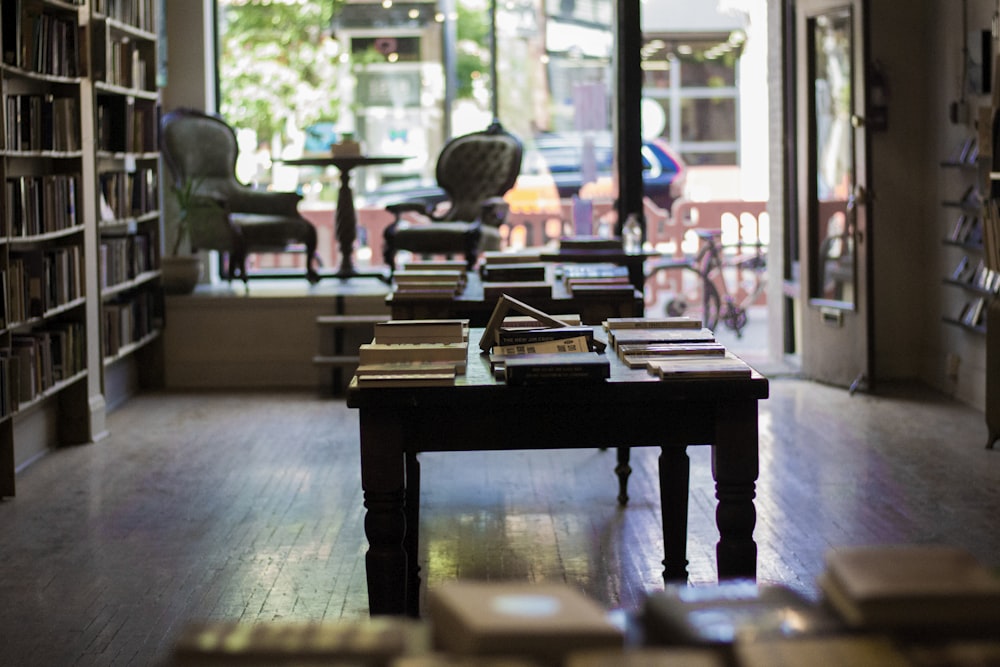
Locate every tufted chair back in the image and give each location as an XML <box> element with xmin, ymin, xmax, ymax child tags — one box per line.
<box><xmin>435</xmin><ymin>124</ymin><xmax>523</xmax><ymax>224</ymax></box>
<box><xmin>161</xmin><ymin>108</ymin><xmax>243</xmax><ymax>201</ymax></box>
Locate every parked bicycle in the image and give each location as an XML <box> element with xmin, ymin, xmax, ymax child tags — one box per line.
<box><xmin>647</xmin><ymin>229</ymin><xmax>767</xmax><ymax>337</ymax></box>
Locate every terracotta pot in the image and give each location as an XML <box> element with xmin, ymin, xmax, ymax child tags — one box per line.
<box><xmin>160</xmin><ymin>255</ymin><xmax>202</xmax><ymax>294</ymax></box>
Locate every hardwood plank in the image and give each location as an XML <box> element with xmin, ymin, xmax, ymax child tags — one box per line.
<box><xmin>0</xmin><ymin>380</ymin><xmax>997</xmax><ymax>664</ymax></box>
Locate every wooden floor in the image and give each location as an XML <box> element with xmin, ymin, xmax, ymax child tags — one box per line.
<box><xmin>1</xmin><ymin>379</ymin><xmax>998</xmax><ymax>665</ymax></box>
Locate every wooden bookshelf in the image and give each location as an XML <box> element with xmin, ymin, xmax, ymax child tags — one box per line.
<box><xmin>0</xmin><ymin>0</ymin><xmax>165</xmax><ymax>496</ymax></box>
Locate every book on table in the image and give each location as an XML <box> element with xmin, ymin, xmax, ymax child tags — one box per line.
<box><xmin>482</xmin><ymin>249</ymin><xmax>544</xmax><ymax>265</ymax></box>
<box><xmin>641</xmin><ymin>580</ymin><xmax>843</xmax><ymax>649</ymax></box>
<box><xmin>501</xmin><ymin>314</ymin><xmax>583</xmax><ymax>329</ymax></box>
<box><xmin>817</xmin><ymin>544</ymin><xmax>1000</xmax><ymax>631</ymax></box>
<box><xmin>482</xmin><ymin>281</ymin><xmax>553</xmax><ymax>300</ymax></box>
<box><xmin>170</xmin><ymin>617</ymin><xmax>429</xmax><ymax>666</ymax></box>
<box><xmin>358</xmin><ymin>342</ymin><xmax>468</xmax><ymax>373</ymax></box>
<box><xmin>565</xmin><ymin>648</ymin><xmax>725</xmax><ymax>667</ymax></box>
<box><xmin>733</xmin><ymin>635</ymin><xmax>912</xmax><ymax>667</ymax></box>
<box><xmin>481</xmin><ymin>262</ymin><xmax>548</xmax><ymax>282</ymax></box>
<box><xmin>603</xmin><ymin>316</ymin><xmax>703</xmax><ymax>330</ymax></box>
<box><xmin>608</xmin><ymin>327</ymin><xmax>717</xmax><ymax>352</ymax></box>
<box><xmin>425</xmin><ymin>581</ymin><xmax>623</xmax><ymax>661</ymax></box>
<box><xmin>498</xmin><ymin>351</ymin><xmax>610</xmax><ymax>385</ymax></box>
<box><xmin>496</xmin><ymin>325</ymin><xmax>596</xmax><ymax>348</ymax></box>
<box><xmin>493</xmin><ymin>335</ymin><xmax>593</xmax><ymax>357</ymax></box>
<box><xmin>646</xmin><ymin>356</ymin><xmax>752</xmax><ymax>379</ymax></box>
<box><xmin>374</xmin><ymin>319</ymin><xmax>469</xmax><ymax>344</ymax></box>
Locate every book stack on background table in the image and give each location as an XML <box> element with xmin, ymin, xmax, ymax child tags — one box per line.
<box><xmin>355</xmin><ymin>319</ymin><xmax>470</xmax><ymax>387</ymax></box>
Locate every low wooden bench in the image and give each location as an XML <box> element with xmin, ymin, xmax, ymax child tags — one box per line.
<box><xmin>314</xmin><ymin>313</ymin><xmax>387</xmax><ymax>394</ymax></box>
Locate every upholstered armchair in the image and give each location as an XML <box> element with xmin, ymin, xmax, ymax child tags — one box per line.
<box><xmin>161</xmin><ymin>108</ymin><xmax>320</xmax><ymax>284</ymax></box>
<box><xmin>382</xmin><ymin>122</ymin><xmax>523</xmax><ymax>272</ymax></box>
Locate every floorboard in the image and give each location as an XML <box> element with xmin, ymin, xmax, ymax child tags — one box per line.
<box><xmin>0</xmin><ymin>379</ymin><xmax>997</xmax><ymax>665</ymax></box>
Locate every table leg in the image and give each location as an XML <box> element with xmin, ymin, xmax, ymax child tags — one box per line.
<box><xmin>404</xmin><ymin>451</ymin><xmax>421</xmax><ymax>617</ymax></box>
<box><xmin>660</xmin><ymin>446</ymin><xmax>690</xmax><ymax>581</ymax></box>
<box><xmin>335</xmin><ymin>167</ymin><xmax>358</xmax><ymax>278</ymax></box>
<box><xmin>615</xmin><ymin>446</ymin><xmax>631</xmax><ymax>505</ymax></box>
<box><xmin>360</xmin><ymin>411</ymin><xmax>408</xmax><ymax>615</ymax></box>
<box><xmin>712</xmin><ymin>399</ymin><xmax>759</xmax><ymax>580</ymax></box>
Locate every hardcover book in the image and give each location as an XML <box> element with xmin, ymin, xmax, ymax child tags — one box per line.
<box><xmin>500</xmin><ymin>352</ymin><xmax>610</xmax><ymax>385</ymax></box>
<box><xmin>170</xmin><ymin>618</ymin><xmax>428</xmax><ymax>666</ymax></box>
<box><xmin>374</xmin><ymin>319</ymin><xmax>468</xmax><ymax>344</ymax></box>
<box><xmin>565</xmin><ymin>648</ymin><xmax>725</xmax><ymax>667</ymax></box>
<box><xmin>734</xmin><ymin>636</ymin><xmax>911</xmax><ymax>667</ymax></box>
<box><xmin>608</xmin><ymin>328</ymin><xmax>716</xmax><ymax>352</ymax></box>
<box><xmin>493</xmin><ymin>335</ymin><xmax>593</xmax><ymax>356</ymax></box>
<box><xmin>646</xmin><ymin>356</ymin><xmax>751</xmax><ymax>379</ymax></box>
<box><xmin>482</xmin><ymin>281</ymin><xmax>553</xmax><ymax>300</ymax></box>
<box><xmin>496</xmin><ymin>325</ymin><xmax>595</xmax><ymax>347</ymax></box>
<box><xmin>818</xmin><ymin>544</ymin><xmax>1000</xmax><ymax>631</ymax></box>
<box><xmin>481</xmin><ymin>262</ymin><xmax>548</xmax><ymax>282</ymax></box>
<box><xmin>426</xmin><ymin>581</ymin><xmax>623</xmax><ymax>661</ymax></box>
<box><xmin>603</xmin><ymin>316</ymin><xmax>703</xmax><ymax>330</ymax></box>
<box><xmin>642</xmin><ymin>581</ymin><xmax>841</xmax><ymax>648</ymax></box>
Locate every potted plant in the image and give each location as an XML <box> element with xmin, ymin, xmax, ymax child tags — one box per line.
<box><xmin>161</xmin><ymin>177</ymin><xmax>223</xmax><ymax>294</ymax></box>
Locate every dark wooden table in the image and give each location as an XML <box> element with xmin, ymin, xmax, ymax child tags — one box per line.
<box><xmin>281</xmin><ymin>155</ymin><xmax>407</xmax><ymax>279</ymax></box>
<box><xmin>346</xmin><ymin>327</ymin><xmax>769</xmax><ymax>616</ymax></box>
<box><xmin>387</xmin><ymin>271</ymin><xmax>644</xmax><ymax>326</ymax></box>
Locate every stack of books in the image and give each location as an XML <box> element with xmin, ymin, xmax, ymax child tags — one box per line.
<box><xmin>426</xmin><ymin>581</ymin><xmax>623</xmax><ymax>664</ymax></box>
<box><xmin>355</xmin><ymin>319</ymin><xmax>469</xmax><ymax>387</ymax></box>
<box><xmin>393</xmin><ymin>269</ymin><xmax>467</xmax><ymax>299</ymax></box>
<box><xmin>817</xmin><ymin>544</ymin><xmax>1000</xmax><ymax>633</ymax></box>
<box><xmin>602</xmin><ymin>317</ymin><xmax>752</xmax><ymax>379</ymax></box>
<box><xmin>560</xmin><ymin>263</ymin><xmax>634</xmax><ymax>297</ymax></box>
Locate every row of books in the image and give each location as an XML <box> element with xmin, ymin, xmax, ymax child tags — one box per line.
<box><xmin>355</xmin><ymin>318</ymin><xmax>470</xmax><ymax>387</ymax></box>
<box><xmin>4</xmin><ymin>174</ymin><xmax>79</xmax><ymax>238</ymax></box>
<box><xmin>99</xmin><ymin>168</ymin><xmax>159</xmax><ymax>221</ymax></box>
<box><xmin>102</xmin><ymin>292</ymin><xmax>158</xmax><ymax>359</ymax></box>
<box><xmin>1</xmin><ymin>2</ymin><xmax>81</xmax><ymax>77</ymax></box>
<box><xmin>0</xmin><ymin>322</ymin><xmax>85</xmax><ymax>415</ymax></box>
<box><xmin>956</xmin><ymin>296</ymin><xmax>987</xmax><ymax>329</ymax></box>
<box><xmin>96</xmin><ymin>37</ymin><xmax>152</xmax><ymax>91</ymax></box>
<box><xmin>3</xmin><ymin>94</ymin><xmax>80</xmax><ymax>153</ymax></box>
<box><xmin>94</xmin><ymin>0</ymin><xmax>157</xmax><ymax>33</ymax></box>
<box><xmin>2</xmin><ymin>246</ymin><xmax>83</xmax><ymax>327</ymax></box>
<box><xmin>96</xmin><ymin>97</ymin><xmax>157</xmax><ymax>153</ymax></box>
<box><xmin>99</xmin><ymin>232</ymin><xmax>156</xmax><ymax>289</ymax></box>
<box><xmin>950</xmin><ymin>255</ymin><xmax>1000</xmax><ymax>294</ymax></box>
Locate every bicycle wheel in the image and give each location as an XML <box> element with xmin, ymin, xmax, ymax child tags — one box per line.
<box><xmin>664</xmin><ymin>273</ymin><xmax>721</xmax><ymax>331</ymax></box>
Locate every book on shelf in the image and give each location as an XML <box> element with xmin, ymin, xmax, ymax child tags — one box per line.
<box><xmin>498</xmin><ymin>351</ymin><xmax>610</xmax><ymax>385</ymax></box>
<box><xmin>374</xmin><ymin>319</ymin><xmax>468</xmax><ymax>344</ymax></box>
<box><xmin>646</xmin><ymin>356</ymin><xmax>752</xmax><ymax>379</ymax></box>
<box><xmin>170</xmin><ymin>617</ymin><xmax>429</xmax><ymax>666</ymax></box>
<box><xmin>425</xmin><ymin>581</ymin><xmax>623</xmax><ymax>660</ymax></box>
<box><xmin>642</xmin><ymin>581</ymin><xmax>842</xmax><ymax>649</ymax></box>
<box><xmin>482</xmin><ymin>281</ymin><xmax>553</xmax><ymax>300</ymax></box>
<box><xmin>817</xmin><ymin>544</ymin><xmax>1000</xmax><ymax>631</ymax></box>
<box><xmin>493</xmin><ymin>335</ymin><xmax>593</xmax><ymax>357</ymax></box>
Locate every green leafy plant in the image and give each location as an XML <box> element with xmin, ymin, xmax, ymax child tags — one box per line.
<box><xmin>168</xmin><ymin>178</ymin><xmax>221</xmax><ymax>257</ymax></box>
